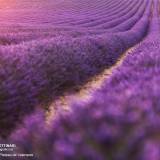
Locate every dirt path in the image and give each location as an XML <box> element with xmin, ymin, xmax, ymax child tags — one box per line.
<box><xmin>46</xmin><ymin>44</ymin><xmax>140</xmax><ymax>124</ymax></box>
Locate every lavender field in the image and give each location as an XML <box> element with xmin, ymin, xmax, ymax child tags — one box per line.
<box><xmin>0</xmin><ymin>0</ymin><xmax>159</xmax><ymax>159</ymax></box>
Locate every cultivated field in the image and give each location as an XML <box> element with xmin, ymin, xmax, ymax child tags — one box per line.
<box><xmin>0</xmin><ymin>0</ymin><xmax>159</xmax><ymax>159</ymax></box>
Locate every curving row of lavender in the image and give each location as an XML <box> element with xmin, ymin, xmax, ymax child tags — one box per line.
<box><xmin>0</xmin><ymin>0</ymin><xmax>151</xmax><ymax>137</ymax></box>
<box><xmin>0</xmin><ymin>0</ymin><xmax>159</xmax><ymax>159</ymax></box>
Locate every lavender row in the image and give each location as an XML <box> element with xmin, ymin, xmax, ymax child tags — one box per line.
<box><xmin>48</xmin><ymin>1</ymin><xmax>140</xmax><ymax>29</ymax></box>
<box><xmin>90</xmin><ymin>0</ymin><xmax>144</xmax><ymax>29</ymax></box>
<box><xmin>69</xmin><ymin>0</ymin><xmax>130</xmax><ymax>26</ymax></box>
<box><xmin>77</xmin><ymin>0</ymin><xmax>136</xmax><ymax>27</ymax></box>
